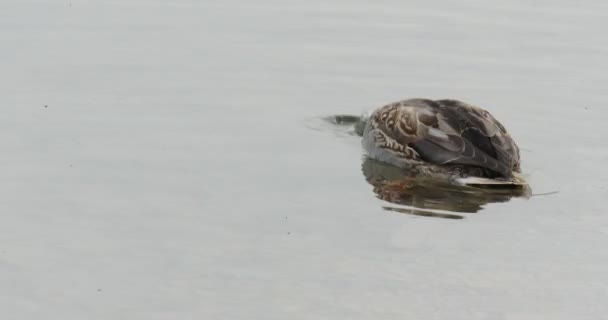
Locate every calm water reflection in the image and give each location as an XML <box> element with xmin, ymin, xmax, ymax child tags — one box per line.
<box><xmin>362</xmin><ymin>157</ymin><xmax>530</xmax><ymax>219</ymax></box>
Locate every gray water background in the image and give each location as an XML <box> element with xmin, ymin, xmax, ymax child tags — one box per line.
<box><xmin>2</xmin><ymin>1</ymin><xmax>608</xmax><ymax>319</ymax></box>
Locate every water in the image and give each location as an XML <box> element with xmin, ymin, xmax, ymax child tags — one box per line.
<box><xmin>2</xmin><ymin>1</ymin><xmax>608</xmax><ymax>319</ymax></box>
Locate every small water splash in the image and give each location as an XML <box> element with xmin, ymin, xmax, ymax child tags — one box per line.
<box><xmin>304</xmin><ymin>114</ymin><xmax>367</xmax><ymax>137</ymax></box>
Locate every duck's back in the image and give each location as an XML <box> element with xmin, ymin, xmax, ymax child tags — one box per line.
<box><xmin>362</xmin><ymin>98</ymin><xmax>521</xmax><ymax>178</ymax></box>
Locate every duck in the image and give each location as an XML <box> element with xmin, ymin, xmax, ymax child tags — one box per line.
<box><xmin>361</xmin><ymin>98</ymin><xmax>526</xmax><ymax>187</ymax></box>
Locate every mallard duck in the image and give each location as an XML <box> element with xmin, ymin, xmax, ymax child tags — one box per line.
<box><xmin>361</xmin><ymin>98</ymin><xmax>526</xmax><ymax>187</ymax></box>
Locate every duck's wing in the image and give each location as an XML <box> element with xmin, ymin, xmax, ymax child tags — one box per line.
<box><xmin>372</xmin><ymin>99</ymin><xmax>520</xmax><ymax>177</ymax></box>
<box><xmin>436</xmin><ymin>99</ymin><xmax>520</xmax><ymax>173</ymax></box>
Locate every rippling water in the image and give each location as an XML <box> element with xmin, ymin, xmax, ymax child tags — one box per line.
<box><xmin>2</xmin><ymin>0</ymin><xmax>608</xmax><ymax>319</ymax></box>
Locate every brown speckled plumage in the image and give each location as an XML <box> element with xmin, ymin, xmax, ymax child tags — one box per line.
<box><xmin>362</xmin><ymin>98</ymin><xmax>521</xmax><ymax>180</ymax></box>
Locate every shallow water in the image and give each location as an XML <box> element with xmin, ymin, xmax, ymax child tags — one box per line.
<box><xmin>2</xmin><ymin>0</ymin><xmax>608</xmax><ymax>319</ymax></box>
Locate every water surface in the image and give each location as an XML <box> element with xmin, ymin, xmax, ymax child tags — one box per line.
<box><xmin>2</xmin><ymin>1</ymin><xmax>608</xmax><ymax>319</ymax></box>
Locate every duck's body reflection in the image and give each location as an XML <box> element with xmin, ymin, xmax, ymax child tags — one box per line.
<box><xmin>362</xmin><ymin>157</ymin><xmax>530</xmax><ymax>219</ymax></box>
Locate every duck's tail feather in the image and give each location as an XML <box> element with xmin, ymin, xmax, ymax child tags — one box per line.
<box><xmin>454</xmin><ymin>172</ymin><xmax>529</xmax><ymax>190</ymax></box>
